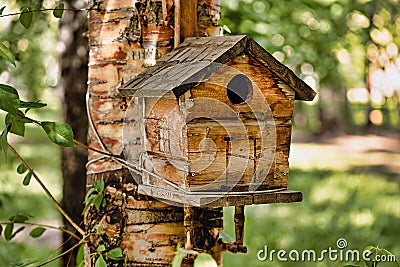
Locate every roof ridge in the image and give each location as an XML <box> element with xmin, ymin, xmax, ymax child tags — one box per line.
<box><xmin>119</xmin><ymin>35</ymin><xmax>316</xmax><ymax>101</ymax></box>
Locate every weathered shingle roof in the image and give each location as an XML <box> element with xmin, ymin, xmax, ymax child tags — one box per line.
<box><xmin>119</xmin><ymin>35</ymin><xmax>316</xmax><ymax>101</ymax></box>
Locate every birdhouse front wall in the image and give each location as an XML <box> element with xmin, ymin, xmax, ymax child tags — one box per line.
<box><xmin>183</xmin><ymin>54</ymin><xmax>296</xmax><ymax>191</ymax></box>
<box><xmin>228</xmin><ymin>54</ymin><xmax>296</xmax><ymax>189</ymax></box>
<box><xmin>135</xmin><ymin>53</ymin><xmax>296</xmax><ymax>193</ymax></box>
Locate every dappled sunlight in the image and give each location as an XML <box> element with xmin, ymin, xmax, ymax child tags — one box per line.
<box><xmin>224</xmin><ymin>134</ymin><xmax>400</xmax><ymax>266</ymax></box>
<box><xmin>350</xmin><ymin>209</ymin><xmax>375</xmax><ymax>228</ymax></box>
<box><xmin>290</xmin><ymin>134</ymin><xmax>400</xmax><ymax>172</ymax></box>
<box><xmin>310</xmin><ymin>181</ymin><xmax>350</xmax><ymax>205</ymax></box>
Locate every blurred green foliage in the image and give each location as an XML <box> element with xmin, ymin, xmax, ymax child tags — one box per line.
<box><xmin>223</xmin><ymin>168</ymin><xmax>400</xmax><ymax>267</ymax></box>
<box><xmin>221</xmin><ymin>0</ymin><xmax>400</xmax><ymax>131</ymax></box>
<box><xmin>0</xmin><ymin>0</ymin><xmax>60</xmax><ymax>100</ymax></box>
<box><xmin>0</xmin><ymin>104</ymin><xmax>62</xmax><ymax>266</ymax></box>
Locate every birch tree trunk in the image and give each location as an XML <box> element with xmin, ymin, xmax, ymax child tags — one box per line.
<box><xmin>86</xmin><ymin>0</ymin><xmax>222</xmax><ymax>265</ymax></box>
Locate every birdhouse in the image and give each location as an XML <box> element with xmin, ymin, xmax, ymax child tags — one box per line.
<box><xmin>119</xmin><ymin>35</ymin><xmax>316</xmax><ymax>209</ymax></box>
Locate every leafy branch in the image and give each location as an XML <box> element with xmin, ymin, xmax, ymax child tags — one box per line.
<box><xmin>0</xmin><ymin>2</ymin><xmax>103</xmax><ymax>30</ymax></box>
<box><xmin>0</xmin><ymin>7</ymin><xmax>89</xmax><ymax>18</ymax></box>
<box><xmin>0</xmin><ymin>8</ymin><xmax>131</xmax><ymax>265</ymax></box>
<box><xmin>6</xmin><ymin>143</ymin><xmax>85</xmax><ymax>236</ymax></box>
<box><xmin>172</xmin><ymin>245</ymin><xmax>218</xmax><ymax>267</ymax></box>
<box><xmin>0</xmin><ymin>219</ymin><xmax>81</xmax><ymax>241</ymax></box>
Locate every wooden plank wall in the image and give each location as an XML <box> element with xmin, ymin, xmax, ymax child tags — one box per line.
<box><xmin>141</xmin><ymin>53</ymin><xmax>295</xmax><ymax>192</ymax></box>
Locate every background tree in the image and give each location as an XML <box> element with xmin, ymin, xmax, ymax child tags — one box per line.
<box><xmin>58</xmin><ymin>1</ymin><xmax>88</xmax><ymax>266</ymax></box>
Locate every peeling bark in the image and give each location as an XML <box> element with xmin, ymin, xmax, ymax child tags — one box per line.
<box><xmin>86</xmin><ymin>0</ymin><xmax>222</xmax><ymax>266</ymax></box>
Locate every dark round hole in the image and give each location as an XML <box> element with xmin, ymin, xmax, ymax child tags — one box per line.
<box><xmin>227</xmin><ymin>74</ymin><xmax>252</xmax><ymax>104</ymax></box>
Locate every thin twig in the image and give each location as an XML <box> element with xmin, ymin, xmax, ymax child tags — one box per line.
<box><xmin>73</xmin><ymin>139</ymin><xmax>123</xmax><ymax>159</ymax></box>
<box><xmin>7</xmin><ymin>143</ymin><xmax>85</xmax><ymax>237</ymax></box>
<box><xmin>36</xmin><ymin>240</ymin><xmax>86</xmax><ymax>267</ymax></box>
<box><xmin>0</xmin><ymin>8</ymin><xmax>93</xmax><ymax>18</ymax></box>
<box><xmin>0</xmin><ymin>221</ymin><xmax>81</xmax><ymax>240</ymax></box>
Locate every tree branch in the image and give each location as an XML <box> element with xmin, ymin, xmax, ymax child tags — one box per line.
<box><xmin>0</xmin><ymin>221</ymin><xmax>81</xmax><ymax>240</ymax></box>
<box><xmin>73</xmin><ymin>139</ymin><xmax>123</xmax><ymax>159</ymax></box>
<box><xmin>0</xmin><ymin>8</ymin><xmax>94</xmax><ymax>18</ymax></box>
<box><xmin>7</xmin><ymin>143</ymin><xmax>85</xmax><ymax>237</ymax></box>
<box><xmin>36</xmin><ymin>239</ymin><xmax>86</xmax><ymax>267</ymax></box>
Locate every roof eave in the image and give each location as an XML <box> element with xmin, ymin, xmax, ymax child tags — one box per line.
<box><xmin>246</xmin><ymin>37</ymin><xmax>317</xmax><ymax>101</ymax></box>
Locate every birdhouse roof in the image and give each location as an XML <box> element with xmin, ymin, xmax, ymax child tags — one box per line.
<box><xmin>119</xmin><ymin>35</ymin><xmax>316</xmax><ymax>101</ymax></box>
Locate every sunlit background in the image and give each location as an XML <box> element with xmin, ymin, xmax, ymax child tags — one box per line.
<box><xmin>222</xmin><ymin>0</ymin><xmax>400</xmax><ymax>132</ymax></box>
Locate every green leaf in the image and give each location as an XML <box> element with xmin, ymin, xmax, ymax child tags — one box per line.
<box><xmin>380</xmin><ymin>249</ymin><xmax>399</xmax><ymax>266</ymax></box>
<box><xmin>53</xmin><ymin>3</ymin><xmax>64</xmax><ymax>18</ymax></box>
<box><xmin>22</xmin><ymin>170</ymin><xmax>33</xmax><ymax>186</ymax></box>
<box><xmin>172</xmin><ymin>252</ymin><xmax>185</xmax><ymax>267</ymax></box>
<box><xmin>1</xmin><ymin>126</ymin><xmax>9</xmax><ymax>160</ymax></box>
<box><xmin>94</xmin><ymin>180</ymin><xmax>105</xmax><ymax>193</ymax></box>
<box><xmin>172</xmin><ymin>245</ymin><xmax>198</xmax><ymax>267</ymax></box>
<box><xmin>9</xmin><ymin>214</ymin><xmax>31</xmax><ymax>223</ymax></box>
<box><xmin>0</xmin><ymin>42</ymin><xmax>15</xmax><ymax>66</ymax></box>
<box><xmin>76</xmin><ymin>244</ymin><xmax>85</xmax><ymax>267</ymax></box>
<box><xmin>4</xmin><ymin>223</ymin><xmax>14</xmax><ymax>241</ymax></box>
<box><xmin>222</xmin><ymin>24</ymin><xmax>232</xmax><ymax>34</ymax></box>
<box><xmin>93</xmin><ymin>193</ymin><xmax>104</xmax><ymax>210</ymax></box>
<box><xmin>85</xmin><ymin>194</ymin><xmax>97</xmax><ymax>204</ymax></box>
<box><xmin>219</xmin><ymin>231</ymin><xmax>234</xmax><ymax>243</ymax></box>
<box><xmin>0</xmin><ymin>6</ymin><xmax>5</xmax><ymax>16</ymax></box>
<box><xmin>81</xmin><ymin>203</ymin><xmax>91</xmax><ymax>215</ymax></box>
<box><xmin>7</xmin><ymin>259</ymin><xmax>39</xmax><ymax>267</ymax></box>
<box><xmin>0</xmin><ymin>84</ymin><xmax>20</xmax><ymax>115</ymax></box>
<box><xmin>85</xmin><ymin>188</ymin><xmax>96</xmax><ymax>201</ymax></box>
<box><xmin>17</xmin><ymin>163</ymin><xmax>28</xmax><ymax>174</ymax></box>
<box><xmin>6</xmin><ymin>112</ymin><xmax>26</xmax><ymax>136</ymax></box>
<box><xmin>19</xmin><ymin>7</ymin><xmax>33</xmax><ymax>28</ymax></box>
<box><xmin>19</xmin><ymin>100</ymin><xmax>47</xmax><ymax>109</ymax></box>
<box><xmin>11</xmin><ymin>226</ymin><xmax>25</xmax><ymax>239</ymax></box>
<box><xmin>20</xmin><ymin>1</ymin><xmax>32</xmax><ymax>10</ymax></box>
<box><xmin>108</xmin><ymin>248</ymin><xmax>124</xmax><ymax>260</ymax></box>
<box><xmin>193</xmin><ymin>253</ymin><xmax>218</xmax><ymax>267</ymax></box>
<box><xmin>41</xmin><ymin>121</ymin><xmax>75</xmax><ymax>147</ymax></box>
<box><xmin>95</xmin><ymin>255</ymin><xmax>107</xmax><ymax>267</ymax></box>
<box><xmin>97</xmin><ymin>245</ymin><xmax>106</xmax><ymax>252</ymax></box>
<box><xmin>29</xmin><ymin>227</ymin><xmax>46</xmax><ymax>238</ymax></box>
<box><xmin>364</xmin><ymin>246</ymin><xmax>378</xmax><ymax>253</ymax></box>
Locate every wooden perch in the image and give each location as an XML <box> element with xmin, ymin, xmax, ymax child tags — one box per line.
<box><xmin>234</xmin><ymin>205</ymin><xmax>245</xmax><ymax>245</ymax></box>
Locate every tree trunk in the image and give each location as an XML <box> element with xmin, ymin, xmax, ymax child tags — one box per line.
<box><xmin>59</xmin><ymin>1</ymin><xmax>88</xmax><ymax>266</ymax></box>
<box><xmin>86</xmin><ymin>0</ymin><xmax>222</xmax><ymax>266</ymax></box>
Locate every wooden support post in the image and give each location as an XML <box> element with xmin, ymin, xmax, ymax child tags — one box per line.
<box><xmin>234</xmin><ymin>205</ymin><xmax>245</xmax><ymax>245</ymax></box>
<box><xmin>179</xmin><ymin>0</ymin><xmax>197</xmax><ymax>41</ymax></box>
<box><xmin>184</xmin><ymin>206</ymin><xmax>195</xmax><ymax>249</ymax></box>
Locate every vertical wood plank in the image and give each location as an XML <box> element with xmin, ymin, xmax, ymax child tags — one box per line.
<box><xmin>180</xmin><ymin>0</ymin><xmax>197</xmax><ymax>40</ymax></box>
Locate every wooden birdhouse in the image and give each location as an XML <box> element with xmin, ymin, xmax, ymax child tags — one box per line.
<box><xmin>119</xmin><ymin>35</ymin><xmax>316</xmax><ymax>209</ymax></box>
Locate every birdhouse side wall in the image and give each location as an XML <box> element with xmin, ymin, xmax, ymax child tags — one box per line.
<box><xmin>140</xmin><ymin>97</ymin><xmax>189</xmax><ymax>188</ymax></box>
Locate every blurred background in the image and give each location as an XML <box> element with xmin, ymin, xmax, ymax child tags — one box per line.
<box><xmin>0</xmin><ymin>0</ymin><xmax>399</xmax><ymax>266</ymax></box>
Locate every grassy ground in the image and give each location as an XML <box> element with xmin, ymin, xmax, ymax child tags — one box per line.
<box><xmin>223</xmin><ymin>133</ymin><xmax>400</xmax><ymax>267</ymax></box>
<box><xmin>1</xmin><ymin>119</ymin><xmax>399</xmax><ymax>267</ymax></box>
